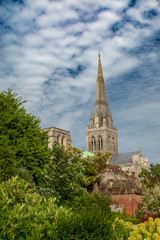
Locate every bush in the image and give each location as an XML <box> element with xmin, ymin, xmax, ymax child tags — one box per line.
<box><xmin>0</xmin><ymin>176</ymin><xmax>60</xmax><ymax>239</ymax></box>
<box><xmin>60</xmin><ymin>193</ymin><xmax>114</xmax><ymax>239</ymax></box>
<box><xmin>128</xmin><ymin>217</ymin><xmax>160</xmax><ymax>240</ymax></box>
<box><xmin>0</xmin><ymin>177</ymin><xmax>115</xmax><ymax>239</ymax></box>
<box><xmin>112</xmin><ymin>217</ymin><xmax>133</xmax><ymax>240</ymax></box>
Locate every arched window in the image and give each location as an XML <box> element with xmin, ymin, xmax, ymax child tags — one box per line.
<box><xmin>98</xmin><ymin>136</ymin><xmax>103</xmax><ymax>151</ymax></box>
<box><xmin>91</xmin><ymin>137</ymin><xmax>96</xmax><ymax>151</ymax></box>
<box><xmin>101</xmin><ymin>118</ymin><xmax>103</xmax><ymax>127</ymax></box>
<box><xmin>61</xmin><ymin>136</ymin><xmax>64</xmax><ymax>145</ymax></box>
<box><xmin>57</xmin><ymin>135</ymin><xmax>59</xmax><ymax>143</ymax></box>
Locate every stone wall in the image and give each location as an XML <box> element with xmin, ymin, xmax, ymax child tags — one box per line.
<box><xmin>41</xmin><ymin>126</ymin><xmax>72</xmax><ymax>149</ymax></box>
<box><xmin>92</xmin><ymin>170</ymin><xmax>144</xmax><ymax>217</ymax></box>
<box><xmin>86</xmin><ymin>125</ymin><xmax>118</xmax><ymax>154</ymax></box>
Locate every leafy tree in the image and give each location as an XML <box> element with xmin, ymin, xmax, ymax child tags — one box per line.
<box><xmin>39</xmin><ymin>142</ymin><xmax>87</xmax><ymax>203</ymax></box>
<box><xmin>80</xmin><ymin>151</ymin><xmax>111</xmax><ymax>188</ymax></box>
<box><xmin>137</xmin><ymin>164</ymin><xmax>160</xmax><ymax>220</ymax></box>
<box><xmin>139</xmin><ymin>164</ymin><xmax>160</xmax><ymax>189</ymax></box>
<box><xmin>0</xmin><ymin>89</ymin><xmax>51</xmax><ymax>184</ymax></box>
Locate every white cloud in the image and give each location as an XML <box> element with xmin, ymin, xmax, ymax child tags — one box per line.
<box><xmin>0</xmin><ymin>0</ymin><xmax>160</xmax><ymax>164</ymax></box>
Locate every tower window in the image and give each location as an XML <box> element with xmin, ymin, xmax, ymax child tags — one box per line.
<box><xmin>101</xmin><ymin>118</ymin><xmax>103</xmax><ymax>127</ymax></box>
<box><xmin>98</xmin><ymin>136</ymin><xmax>103</xmax><ymax>151</ymax></box>
<box><xmin>91</xmin><ymin>137</ymin><xmax>96</xmax><ymax>151</ymax></box>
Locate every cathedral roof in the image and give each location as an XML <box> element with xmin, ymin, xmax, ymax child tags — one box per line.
<box><xmin>110</xmin><ymin>151</ymin><xmax>139</xmax><ymax>165</ymax></box>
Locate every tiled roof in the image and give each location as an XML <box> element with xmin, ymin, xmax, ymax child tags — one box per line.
<box><xmin>110</xmin><ymin>151</ymin><xmax>139</xmax><ymax>165</ymax></box>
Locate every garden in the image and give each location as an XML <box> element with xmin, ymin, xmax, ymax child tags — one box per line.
<box><xmin>1</xmin><ymin>89</ymin><xmax>160</xmax><ymax>239</ymax></box>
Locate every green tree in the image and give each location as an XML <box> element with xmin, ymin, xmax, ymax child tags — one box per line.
<box><xmin>137</xmin><ymin>164</ymin><xmax>160</xmax><ymax>219</ymax></box>
<box><xmin>40</xmin><ymin>142</ymin><xmax>87</xmax><ymax>203</ymax></box>
<box><xmin>80</xmin><ymin>151</ymin><xmax>111</xmax><ymax>188</ymax></box>
<box><xmin>139</xmin><ymin>164</ymin><xmax>160</xmax><ymax>188</ymax></box>
<box><xmin>0</xmin><ymin>89</ymin><xmax>51</xmax><ymax>184</ymax></box>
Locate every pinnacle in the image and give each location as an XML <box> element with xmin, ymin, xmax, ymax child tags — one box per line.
<box><xmin>97</xmin><ymin>54</ymin><xmax>103</xmax><ymax>79</ymax></box>
<box><xmin>94</xmin><ymin>55</ymin><xmax>108</xmax><ymax>110</ymax></box>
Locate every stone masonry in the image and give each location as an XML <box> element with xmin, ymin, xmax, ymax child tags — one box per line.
<box><xmin>41</xmin><ymin>126</ymin><xmax>72</xmax><ymax>149</ymax></box>
<box><xmin>86</xmin><ymin>55</ymin><xmax>118</xmax><ymax>154</ymax></box>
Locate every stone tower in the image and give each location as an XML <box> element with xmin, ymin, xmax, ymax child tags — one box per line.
<box><xmin>86</xmin><ymin>55</ymin><xmax>118</xmax><ymax>154</ymax></box>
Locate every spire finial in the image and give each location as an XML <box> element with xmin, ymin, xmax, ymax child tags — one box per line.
<box><xmin>94</xmin><ymin>54</ymin><xmax>109</xmax><ymax>111</ymax></box>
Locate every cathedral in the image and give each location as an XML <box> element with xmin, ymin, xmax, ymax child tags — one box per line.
<box><xmin>86</xmin><ymin>55</ymin><xmax>149</xmax><ymax>177</ymax></box>
<box><xmin>42</xmin><ymin>54</ymin><xmax>149</xmax><ymax>216</ymax></box>
<box><xmin>42</xmin><ymin>54</ymin><xmax>148</xmax><ymax>177</ymax></box>
<box><xmin>86</xmin><ymin>55</ymin><xmax>118</xmax><ymax>154</ymax></box>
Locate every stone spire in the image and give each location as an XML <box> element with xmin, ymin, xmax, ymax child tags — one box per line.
<box><xmin>94</xmin><ymin>54</ymin><xmax>109</xmax><ymax>116</ymax></box>
<box><xmin>86</xmin><ymin>54</ymin><xmax>118</xmax><ymax>154</ymax></box>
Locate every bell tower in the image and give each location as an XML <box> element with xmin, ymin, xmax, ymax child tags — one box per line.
<box><xmin>86</xmin><ymin>55</ymin><xmax>118</xmax><ymax>154</ymax></box>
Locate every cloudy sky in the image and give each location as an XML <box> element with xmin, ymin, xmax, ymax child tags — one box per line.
<box><xmin>1</xmin><ymin>0</ymin><xmax>160</xmax><ymax>164</ymax></box>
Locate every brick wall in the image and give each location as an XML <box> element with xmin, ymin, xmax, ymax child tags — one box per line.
<box><xmin>111</xmin><ymin>193</ymin><xmax>142</xmax><ymax>217</ymax></box>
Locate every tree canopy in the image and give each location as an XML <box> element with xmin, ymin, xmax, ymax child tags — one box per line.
<box><xmin>139</xmin><ymin>164</ymin><xmax>160</xmax><ymax>189</ymax></box>
<box><xmin>0</xmin><ymin>89</ymin><xmax>50</xmax><ymax>183</ymax></box>
<box><xmin>137</xmin><ymin>164</ymin><xmax>160</xmax><ymax>220</ymax></box>
<box><xmin>40</xmin><ymin>142</ymin><xmax>87</xmax><ymax>203</ymax></box>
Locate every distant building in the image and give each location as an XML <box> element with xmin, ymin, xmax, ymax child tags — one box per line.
<box><xmin>41</xmin><ymin>126</ymin><xmax>72</xmax><ymax>149</ymax></box>
<box><xmin>110</xmin><ymin>148</ymin><xmax>149</xmax><ymax>177</ymax></box>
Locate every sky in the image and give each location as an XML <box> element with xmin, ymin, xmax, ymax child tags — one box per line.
<box><xmin>0</xmin><ymin>0</ymin><xmax>160</xmax><ymax>164</ymax></box>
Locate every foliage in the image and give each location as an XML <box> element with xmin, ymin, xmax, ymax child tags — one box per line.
<box><xmin>139</xmin><ymin>164</ymin><xmax>160</xmax><ymax>189</ymax></box>
<box><xmin>80</xmin><ymin>151</ymin><xmax>111</xmax><ymax>188</ymax></box>
<box><xmin>39</xmin><ymin>142</ymin><xmax>87</xmax><ymax>204</ymax></box>
<box><xmin>14</xmin><ymin>167</ymin><xmax>36</xmax><ymax>187</ymax></box>
<box><xmin>137</xmin><ymin>164</ymin><xmax>160</xmax><ymax>220</ymax></box>
<box><xmin>0</xmin><ymin>89</ymin><xmax>51</xmax><ymax>184</ymax></box>
<box><xmin>112</xmin><ymin>217</ymin><xmax>133</xmax><ymax>240</ymax></box>
<box><xmin>128</xmin><ymin>217</ymin><xmax>160</xmax><ymax>240</ymax></box>
<box><xmin>127</xmin><ymin>217</ymin><xmax>140</xmax><ymax>225</ymax></box>
<box><xmin>71</xmin><ymin>192</ymin><xmax>111</xmax><ymax>213</ymax></box>
<box><xmin>136</xmin><ymin>187</ymin><xmax>160</xmax><ymax>221</ymax></box>
<box><xmin>111</xmin><ymin>212</ymin><xmax>140</xmax><ymax>225</ymax></box>
<box><xmin>0</xmin><ymin>176</ymin><xmax>61</xmax><ymax>239</ymax></box>
<box><xmin>0</xmin><ymin>176</ymin><xmax>115</xmax><ymax>240</ymax></box>
<box><xmin>59</xmin><ymin>193</ymin><xmax>114</xmax><ymax>239</ymax></box>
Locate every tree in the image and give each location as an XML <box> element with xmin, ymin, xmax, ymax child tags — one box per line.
<box><xmin>0</xmin><ymin>89</ymin><xmax>50</xmax><ymax>184</ymax></box>
<box><xmin>137</xmin><ymin>164</ymin><xmax>160</xmax><ymax>220</ymax></box>
<box><xmin>39</xmin><ymin>142</ymin><xmax>87</xmax><ymax>203</ymax></box>
<box><xmin>80</xmin><ymin>151</ymin><xmax>111</xmax><ymax>189</ymax></box>
<box><xmin>139</xmin><ymin>164</ymin><xmax>160</xmax><ymax>188</ymax></box>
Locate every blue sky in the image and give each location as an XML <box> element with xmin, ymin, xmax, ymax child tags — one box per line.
<box><xmin>0</xmin><ymin>0</ymin><xmax>160</xmax><ymax>164</ymax></box>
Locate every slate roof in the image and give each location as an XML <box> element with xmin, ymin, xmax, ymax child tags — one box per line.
<box><xmin>110</xmin><ymin>151</ymin><xmax>139</xmax><ymax>165</ymax></box>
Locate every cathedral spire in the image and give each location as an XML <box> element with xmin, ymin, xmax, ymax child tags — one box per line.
<box><xmin>95</xmin><ymin>54</ymin><xmax>109</xmax><ymax>113</ymax></box>
<box><xmin>86</xmin><ymin>54</ymin><xmax>118</xmax><ymax>154</ymax></box>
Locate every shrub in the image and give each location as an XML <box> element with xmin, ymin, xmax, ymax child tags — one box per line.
<box><xmin>0</xmin><ymin>176</ymin><xmax>60</xmax><ymax>239</ymax></box>
<box><xmin>61</xmin><ymin>193</ymin><xmax>114</xmax><ymax>239</ymax></box>
<box><xmin>0</xmin><ymin>177</ymin><xmax>114</xmax><ymax>239</ymax></box>
<box><xmin>128</xmin><ymin>217</ymin><xmax>160</xmax><ymax>240</ymax></box>
<box><xmin>112</xmin><ymin>217</ymin><xmax>133</xmax><ymax>240</ymax></box>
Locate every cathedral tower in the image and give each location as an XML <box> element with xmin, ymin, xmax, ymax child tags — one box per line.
<box><xmin>86</xmin><ymin>55</ymin><xmax>118</xmax><ymax>154</ymax></box>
